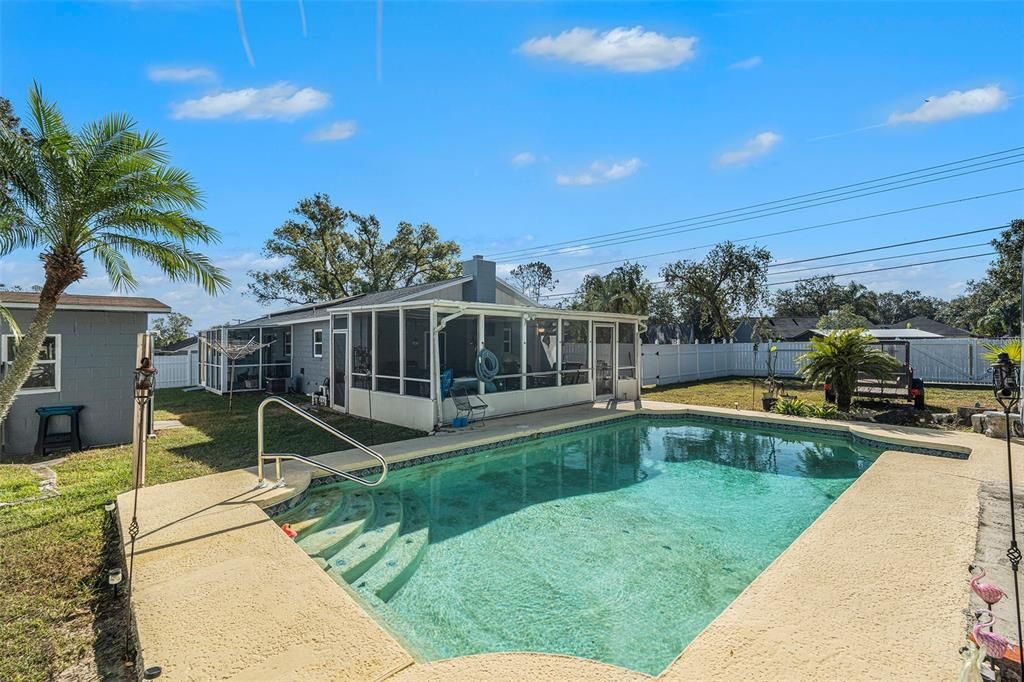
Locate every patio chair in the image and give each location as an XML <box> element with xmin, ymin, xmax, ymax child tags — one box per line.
<box><xmin>451</xmin><ymin>385</ymin><xmax>488</xmax><ymax>425</ymax></box>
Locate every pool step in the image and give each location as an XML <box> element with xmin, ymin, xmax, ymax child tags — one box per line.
<box><xmin>354</xmin><ymin>494</ymin><xmax>430</xmax><ymax>602</ymax></box>
<box><xmin>325</xmin><ymin>490</ymin><xmax>403</xmax><ymax>583</ymax></box>
<box><xmin>276</xmin><ymin>484</ymin><xmax>351</xmax><ymax>536</ymax></box>
<box><xmin>296</xmin><ymin>490</ymin><xmax>375</xmax><ymax>559</ymax></box>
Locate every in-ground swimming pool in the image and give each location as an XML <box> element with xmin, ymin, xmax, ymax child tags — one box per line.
<box><xmin>275</xmin><ymin>416</ymin><xmax>884</xmax><ymax>675</ymax></box>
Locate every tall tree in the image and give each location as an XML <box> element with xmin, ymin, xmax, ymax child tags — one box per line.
<box><xmin>873</xmin><ymin>289</ymin><xmax>943</xmax><ymax>324</ymax></box>
<box><xmin>939</xmin><ymin>220</ymin><xmax>1023</xmax><ymax>335</ymax></box>
<box><xmin>816</xmin><ymin>304</ymin><xmax>872</xmax><ymax>330</ymax></box>
<box><xmin>152</xmin><ymin>312</ymin><xmax>193</xmax><ymax>348</ymax></box>
<box><xmin>0</xmin><ymin>83</ymin><xmax>228</xmax><ymax>422</ymax></box>
<box><xmin>773</xmin><ymin>276</ymin><xmax>879</xmax><ymax>321</ymax></box>
<box><xmin>508</xmin><ymin>261</ymin><xmax>557</xmax><ymax>301</ymax></box>
<box><xmin>661</xmin><ymin>242</ymin><xmax>771</xmax><ymax>340</ymax></box>
<box><xmin>248</xmin><ymin>193</ymin><xmax>461</xmax><ymax>305</ymax></box>
<box><xmin>566</xmin><ymin>262</ymin><xmax>654</xmax><ymax>315</ymax></box>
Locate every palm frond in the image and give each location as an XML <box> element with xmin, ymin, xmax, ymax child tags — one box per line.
<box><xmin>98</xmin><ymin>234</ymin><xmax>230</xmax><ymax>295</ymax></box>
<box><xmin>91</xmin><ymin>242</ymin><xmax>138</xmax><ymax>292</ymax></box>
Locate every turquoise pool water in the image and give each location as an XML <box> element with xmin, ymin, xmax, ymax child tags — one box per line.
<box><xmin>279</xmin><ymin>417</ymin><xmax>883</xmax><ymax>675</ymax></box>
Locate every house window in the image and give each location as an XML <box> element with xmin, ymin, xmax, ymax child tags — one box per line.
<box><xmin>4</xmin><ymin>335</ymin><xmax>61</xmax><ymax>393</ymax></box>
<box><xmin>312</xmin><ymin>329</ymin><xmax>324</xmax><ymax>358</ymax></box>
<box><xmin>283</xmin><ymin>330</ymin><xmax>292</xmax><ymax>357</ymax></box>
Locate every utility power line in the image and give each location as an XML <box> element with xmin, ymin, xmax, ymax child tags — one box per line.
<box><xmin>767</xmin><ymin>242</ymin><xmax>991</xmax><ymax>276</ymax></box>
<box><xmin>540</xmin><ymin>245</ymin><xmax>1002</xmax><ymax>300</ymax></box>
<box><xmin>510</xmin><ymin>159</ymin><xmax>1024</xmax><ymax>261</ymax></box>
<box><xmin>766</xmin><ymin>251</ymin><xmax>995</xmax><ymax>287</ymax></box>
<box><xmin>768</xmin><ymin>224</ymin><xmax>1008</xmax><ymax>267</ymax></box>
<box><xmin>549</xmin><ymin>189</ymin><xmax>1022</xmax><ymax>275</ymax></box>
<box><xmin>489</xmin><ymin>146</ymin><xmax>1024</xmax><ymax>260</ymax></box>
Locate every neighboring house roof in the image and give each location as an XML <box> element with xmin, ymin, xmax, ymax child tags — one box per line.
<box><xmin>158</xmin><ymin>336</ymin><xmax>198</xmax><ymax>352</ymax></box>
<box><xmin>750</xmin><ymin>316</ymin><xmax>821</xmax><ymax>340</ymax></box>
<box><xmin>0</xmin><ymin>291</ymin><xmax>171</xmax><ymax>313</ymax></box>
<box><xmin>813</xmin><ymin>328</ymin><xmax>941</xmax><ymax>339</ymax></box>
<box><xmin>884</xmin><ymin>316</ymin><xmax>972</xmax><ymax>338</ymax></box>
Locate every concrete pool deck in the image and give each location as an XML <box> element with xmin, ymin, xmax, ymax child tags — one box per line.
<box><xmin>117</xmin><ymin>400</ymin><xmax>1020</xmax><ymax>680</ymax></box>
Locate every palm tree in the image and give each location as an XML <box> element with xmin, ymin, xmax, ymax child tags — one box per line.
<box><xmin>0</xmin><ymin>83</ymin><xmax>229</xmax><ymax>422</ymax></box>
<box><xmin>796</xmin><ymin>329</ymin><xmax>902</xmax><ymax>411</ymax></box>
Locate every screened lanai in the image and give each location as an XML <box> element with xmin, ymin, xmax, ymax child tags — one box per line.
<box><xmin>329</xmin><ymin>300</ymin><xmax>643</xmax><ymax>432</ymax></box>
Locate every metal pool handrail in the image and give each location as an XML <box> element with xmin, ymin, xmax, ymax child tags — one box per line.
<box><xmin>256</xmin><ymin>396</ymin><xmax>389</xmax><ymax>489</ymax></box>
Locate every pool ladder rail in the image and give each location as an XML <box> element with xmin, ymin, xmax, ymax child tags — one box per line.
<box><xmin>255</xmin><ymin>396</ymin><xmax>389</xmax><ymax>490</ymax></box>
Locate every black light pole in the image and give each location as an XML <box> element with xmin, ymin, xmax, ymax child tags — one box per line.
<box><xmin>992</xmin><ymin>351</ymin><xmax>1023</xmax><ymax>659</ymax></box>
<box><xmin>125</xmin><ymin>357</ymin><xmax>156</xmax><ymax>659</ymax></box>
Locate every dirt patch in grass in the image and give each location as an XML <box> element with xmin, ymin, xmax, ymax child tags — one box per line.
<box><xmin>0</xmin><ymin>389</ymin><xmax>425</xmax><ymax>681</ymax></box>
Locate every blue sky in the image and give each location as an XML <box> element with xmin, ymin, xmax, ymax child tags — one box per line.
<box><xmin>1</xmin><ymin>1</ymin><xmax>1022</xmax><ymax>328</ymax></box>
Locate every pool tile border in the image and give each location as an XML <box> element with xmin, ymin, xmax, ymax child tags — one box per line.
<box><xmin>264</xmin><ymin>411</ymin><xmax>966</xmax><ymax>517</ymax></box>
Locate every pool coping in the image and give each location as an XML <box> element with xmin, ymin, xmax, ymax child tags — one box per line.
<box><xmin>119</xmin><ymin>400</ymin><xmax>1012</xmax><ymax>680</ymax></box>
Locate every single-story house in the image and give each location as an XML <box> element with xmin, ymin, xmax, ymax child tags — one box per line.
<box><xmin>881</xmin><ymin>317</ymin><xmax>972</xmax><ymax>338</ymax></box>
<box><xmin>735</xmin><ymin>315</ymin><xmax>972</xmax><ymax>342</ymax></box>
<box><xmin>0</xmin><ymin>292</ymin><xmax>170</xmax><ymax>456</ymax></box>
<box><xmin>155</xmin><ymin>335</ymin><xmax>198</xmax><ymax>355</ymax></box>
<box><xmin>198</xmin><ymin>256</ymin><xmax>646</xmax><ymax>432</ymax></box>
<box><xmin>734</xmin><ymin>317</ymin><xmax>821</xmax><ymax>343</ymax></box>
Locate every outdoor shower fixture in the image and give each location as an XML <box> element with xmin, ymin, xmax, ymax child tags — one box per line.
<box><xmin>991</xmin><ymin>351</ymin><xmax>1023</xmax><ymax>661</ymax></box>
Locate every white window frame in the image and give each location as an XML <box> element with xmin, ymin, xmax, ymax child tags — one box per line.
<box><xmin>312</xmin><ymin>329</ymin><xmax>324</xmax><ymax>358</ymax></box>
<box><xmin>283</xmin><ymin>330</ymin><xmax>292</xmax><ymax>357</ymax></box>
<box><xmin>2</xmin><ymin>333</ymin><xmax>61</xmax><ymax>394</ymax></box>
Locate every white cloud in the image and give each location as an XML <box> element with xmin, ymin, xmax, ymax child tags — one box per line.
<box><xmin>521</xmin><ymin>26</ymin><xmax>697</xmax><ymax>73</ymax></box>
<box><xmin>716</xmin><ymin>131</ymin><xmax>782</xmax><ymax>167</ymax></box>
<box><xmin>556</xmin><ymin>158</ymin><xmax>642</xmax><ymax>185</ymax></box>
<box><xmin>306</xmin><ymin>120</ymin><xmax>358</xmax><ymax>142</ymax></box>
<box><xmin>171</xmin><ymin>82</ymin><xmax>330</xmax><ymax>120</ymax></box>
<box><xmin>148</xmin><ymin>66</ymin><xmax>217</xmax><ymax>83</ymax></box>
<box><xmin>511</xmin><ymin>151</ymin><xmax>536</xmax><ymax>167</ymax></box>
<box><xmin>888</xmin><ymin>85</ymin><xmax>1008</xmax><ymax>125</ymax></box>
<box><xmin>729</xmin><ymin>56</ymin><xmax>762</xmax><ymax>70</ymax></box>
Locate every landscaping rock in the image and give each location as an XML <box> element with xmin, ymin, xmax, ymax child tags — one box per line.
<box><xmin>957</xmin><ymin>405</ymin><xmax>988</xmax><ymax>426</ymax></box>
<box><xmin>971</xmin><ymin>413</ymin><xmax>987</xmax><ymax>433</ymax></box>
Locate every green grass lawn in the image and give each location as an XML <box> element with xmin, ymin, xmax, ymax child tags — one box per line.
<box><xmin>0</xmin><ymin>389</ymin><xmax>425</xmax><ymax>681</ymax></box>
<box><xmin>0</xmin><ymin>465</ymin><xmax>39</xmax><ymax>504</ymax></box>
<box><xmin>644</xmin><ymin>376</ymin><xmax>998</xmax><ymax>418</ymax></box>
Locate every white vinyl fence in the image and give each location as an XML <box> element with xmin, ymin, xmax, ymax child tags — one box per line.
<box><xmin>642</xmin><ymin>337</ymin><xmax>1017</xmax><ymax>387</ymax></box>
<box><xmin>153</xmin><ymin>350</ymin><xmax>199</xmax><ymax>388</ymax></box>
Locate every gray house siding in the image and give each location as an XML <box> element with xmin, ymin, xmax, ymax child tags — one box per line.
<box><xmin>290</xmin><ymin>320</ymin><xmax>330</xmax><ymax>395</ymax></box>
<box><xmin>1</xmin><ymin>309</ymin><xmax>147</xmax><ymax>456</ymax></box>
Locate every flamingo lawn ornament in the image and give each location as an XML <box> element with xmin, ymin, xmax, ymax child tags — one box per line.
<box><xmin>973</xmin><ymin>610</ymin><xmax>1011</xmax><ymax>660</ymax></box>
<box><xmin>970</xmin><ymin>565</ymin><xmax>1008</xmax><ymax>610</ymax></box>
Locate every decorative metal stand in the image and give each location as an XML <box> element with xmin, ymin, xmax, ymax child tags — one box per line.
<box><xmin>205</xmin><ymin>336</ymin><xmax>274</xmax><ymax>411</ymax></box>
<box><xmin>125</xmin><ymin>357</ymin><xmax>157</xmax><ymax>659</ymax></box>
<box><xmin>992</xmin><ymin>352</ymin><xmax>1023</xmax><ymax>662</ymax></box>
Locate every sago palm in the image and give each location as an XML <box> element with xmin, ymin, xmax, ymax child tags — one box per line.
<box><xmin>796</xmin><ymin>329</ymin><xmax>902</xmax><ymax>411</ymax></box>
<box><xmin>0</xmin><ymin>83</ymin><xmax>228</xmax><ymax>422</ymax></box>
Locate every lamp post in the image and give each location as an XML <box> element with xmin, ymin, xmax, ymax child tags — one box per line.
<box><xmin>991</xmin><ymin>351</ymin><xmax>1023</xmax><ymax>659</ymax></box>
<box><xmin>124</xmin><ymin>357</ymin><xmax>156</xmax><ymax>658</ymax></box>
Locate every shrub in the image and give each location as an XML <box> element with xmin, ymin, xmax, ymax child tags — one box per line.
<box><xmin>796</xmin><ymin>329</ymin><xmax>903</xmax><ymax>411</ymax></box>
<box><xmin>773</xmin><ymin>397</ymin><xmax>810</xmax><ymax>417</ymax></box>
<box><xmin>806</xmin><ymin>402</ymin><xmax>839</xmax><ymax>419</ymax></box>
